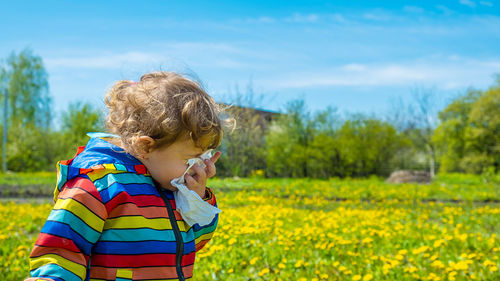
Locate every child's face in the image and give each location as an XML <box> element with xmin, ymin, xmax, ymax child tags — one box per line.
<box><xmin>142</xmin><ymin>137</ymin><xmax>204</xmax><ymax>191</ymax></box>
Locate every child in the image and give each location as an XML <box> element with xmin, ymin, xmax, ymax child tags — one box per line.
<box><xmin>27</xmin><ymin>71</ymin><xmax>226</xmax><ymax>281</ymax></box>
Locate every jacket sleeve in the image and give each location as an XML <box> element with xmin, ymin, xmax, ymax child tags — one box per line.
<box><xmin>194</xmin><ymin>187</ymin><xmax>219</xmax><ymax>251</ymax></box>
<box><xmin>202</xmin><ymin>187</ymin><xmax>216</xmax><ymax>205</ymax></box>
<box><xmin>26</xmin><ymin>177</ymin><xmax>107</xmax><ymax>281</ymax></box>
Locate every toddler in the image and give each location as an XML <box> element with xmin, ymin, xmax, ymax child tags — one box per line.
<box><xmin>26</xmin><ymin>71</ymin><xmax>225</xmax><ymax>281</ymax></box>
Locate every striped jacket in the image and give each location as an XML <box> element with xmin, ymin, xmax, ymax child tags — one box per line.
<box><xmin>27</xmin><ymin>136</ymin><xmax>219</xmax><ymax>281</ymax></box>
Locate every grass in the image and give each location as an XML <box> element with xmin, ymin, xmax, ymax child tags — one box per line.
<box><xmin>1</xmin><ymin>173</ymin><xmax>499</xmax><ymax>280</ymax></box>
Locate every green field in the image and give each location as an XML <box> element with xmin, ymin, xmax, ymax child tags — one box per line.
<box><xmin>0</xmin><ymin>174</ymin><xmax>499</xmax><ymax>280</ymax></box>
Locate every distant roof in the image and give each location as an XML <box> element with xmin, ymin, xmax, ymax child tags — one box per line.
<box><xmin>219</xmin><ymin>103</ymin><xmax>281</xmax><ymax>115</ymax></box>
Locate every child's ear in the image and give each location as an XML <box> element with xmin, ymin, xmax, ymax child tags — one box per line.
<box><xmin>134</xmin><ymin>136</ymin><xmax>156</xmax><ymax>159</ymax></box>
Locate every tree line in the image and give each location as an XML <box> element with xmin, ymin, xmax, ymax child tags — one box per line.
<box><xmin>0</xmin><ymin>49</ymin><xmax>104</xmax><ymax>171</ymax></box>
<box><xmin>1</xmin><ymin>48</ymin><xmax>498</xmax><ymax>177</ymax></box>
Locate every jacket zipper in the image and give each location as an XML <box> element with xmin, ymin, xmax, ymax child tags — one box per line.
<box><xmin>157</xmin><ymin>187</ymin><xmax>185</xmax><ymax>281</ymax></box>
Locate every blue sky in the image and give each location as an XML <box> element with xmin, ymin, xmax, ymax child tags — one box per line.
<box><xmin>1</xmin><ymin>0</ymin><xmax>499</xmax><ymax>120</ymax></box>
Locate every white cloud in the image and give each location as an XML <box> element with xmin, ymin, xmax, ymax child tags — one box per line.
<box><xmin>478</xmin><ymin>60</ymin><xmax>500</xmax><ymax>68</ymax></box>
<box><xmin>459</xmin><ymin>0</ymin><xmax>477</xmax><ymax>8</ymax></box>
<box><xmin>238</xmin><ymin>12</ymin><xmax>350</xmax><ymax>25</ymax></box>
<box><xmin>244</xmin><ymin>16</ymin><xmax>276</xmax><ymax>24</ymax></box>
<box><xmin>44</xmin><ymin>42</ymin><xmax>256</xmax><ymax>70</ymax></box>
<box><xmin>436</xmin><ymin>5</ymin><xmax>454</xmax><ymax>15</ymax></box>
<box><xmin>274</xmin><ymin>64</ymin><xmax>430</xmax><ymax>88</ymax></box>
<box><xmin>343</xmin><ymin>63</ymin><xmax>367</xmax><ymax>72</ymax></box>
<box><xmin>363</xmin><ymin>13</ymin><xmax>387</xmax><ymax>21</ymax></box>
<box><xmin>264</xmin><ymin>58</ymin><xmax>500</xmax><ymax>91</ymax></box>
<box><xmin>362</xmin><ymin>9</ymin><xmax>393</xmax><ymax>21</ymax></box>
<box><xmin>243</xmin><ymin>12</ymin><xmax>350</xmax><ymax>25</ymax></box>
<box><xmin>403</xmin><ymin>6</ymin><xmax>424</xmax><ymax>13</ymax></box>
<box><xmin>285</xmin><ymin>13</ymin><xmax>319</xmax><ymax>23</ymax></box>
<box><xmin>329</xmin><ymin>13</ymin><xmax>347</xmax><ymax>23</ymax></box>
<box><xmin>45</xmin><ymin>51</ymin><xmax>160</xmax><ymax>68</ymax></box>
<box><xmin>479</xmin><ymin>1</ymin><xmax>493</xmax><ymax>7</ymax></box>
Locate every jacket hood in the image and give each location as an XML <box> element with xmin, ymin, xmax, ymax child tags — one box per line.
<box><xmin>54</xmin><ymin>133</ymin><xmax>148</xmax><ymax>202</ymax></box>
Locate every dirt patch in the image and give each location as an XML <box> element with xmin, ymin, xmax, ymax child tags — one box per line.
<box><xmin>386</xmin><ymin>170</ymin><xmax>431</xmax><ymax>184</ymax></box>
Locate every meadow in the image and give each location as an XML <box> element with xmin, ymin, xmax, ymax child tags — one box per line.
<box><xmin>0</xmin><ymin>174</ymin><xmax>499</xmax><ymax>280</ymax></box>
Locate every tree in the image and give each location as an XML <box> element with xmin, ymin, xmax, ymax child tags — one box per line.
<box><xmin>461</xmin><ymin>80</ymin><xmax>500</xmax><ymax>173</ymax></box>
<box><xmin>306</xmin><ymin>107</ymin><xmax>341</xmax><ymax>178</ymax></box>
<box><xmin>217</xmin><ymin>82</ymin><xmax>271</xmax><ymax>177</ymax></box>
<box><xmin>61</xmin><ymin>103</ymin><xmax>103</xmax><ymax>139</ymax></box>
<box><xmin>336</xmin><ymin>115</ymin><xmax>406</xmax><ymax>177</ymax></box>
<box><xmin>266</xmin><ymin>99</ymin><xmax>313</xmax><ymax>177</ymax></box>
<box><xmin>432</xmin><ymin>89</ymin><xmax>482</xmax><ymax>172</ymax></box>
<box><xmin>4</xmin><ymin>48</ymin><xmax>52</xmax><ymax>128</ymax></box>
<box><xmin>0</xmin><ymin>48</ymin><xmax>54</xmax><ymax>171</ymax></box>
<box><xmin>58</xmin><ymin>102</ymin><xmax>105</xmax><ymax>160</ymax></box>
<box><xmin>388</xmin><ymin>87</ymin><xmax>440</xmax><ymax>177</ymax></box>
<box><xmin>432</xmin><ymin>77</ymin><xmax>500</xmax><ymax>174</ymax></box>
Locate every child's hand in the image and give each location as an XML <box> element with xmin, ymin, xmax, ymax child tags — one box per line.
<box><xmin>184</xmin><ymin>151</ymin><xmax>221</xmax><ymax>198</ymax></box>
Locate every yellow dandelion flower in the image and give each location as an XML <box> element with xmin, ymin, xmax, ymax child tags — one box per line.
<box><xmin>258</xmin><ymin>268</ymin><xmax>270</xmax><ymax>276</ymax></box>
<box><xmin>361</xmin><ymin>237</ymin><xmax>373</xmax><ymax>244</ymax></box>
<box><xmin>452</xmin><ymin>260</ymin><xmax>468</xmax><ymax>271</ymax></box>
<box><xmin>17</xmin><ymin>250</ymin><xmax>26</xmax><ymax>258</ymax></box>
<box><xmin>412</xmin><ymin>245</ymin><xmax>429</xmax><ymax>255</ymax></box>
<box><xmin>431</xmin><ymin>260</ymin><xmax>444</xmax><ymax>269</ymax></box>
<box><xmin>433</xmin><ymin>239</ymin><xmax>445</xmax><ymax>248</ymax></box>
<box><xmin>483</xmin><ymin>260</ymin><xmax>495</xmax><ymax>267</ymax></box>
<box><xmin>457</xmin><ymin>233</ymin><xmax>468</xmax><ymax>242</ymax></box>
<box><xmin>404</xmin><ymin>266</ymin><xmax>418</xmax><ymax>273</ymax></box>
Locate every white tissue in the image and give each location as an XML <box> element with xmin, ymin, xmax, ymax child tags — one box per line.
<box><xmin>171</xmin><ymin>149</ymin><xmax>221</xmax><ymax>226</ymax></box>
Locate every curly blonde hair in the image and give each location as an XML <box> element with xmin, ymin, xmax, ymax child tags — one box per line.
<box><xmin>104</xmin><ymin>71</ymin><xmax>224</xmax><ymax>156</ymax></box>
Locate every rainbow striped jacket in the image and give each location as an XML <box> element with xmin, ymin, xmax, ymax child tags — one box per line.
<box><xmin>27</xmin><ymin>136</ymin><xmax>219</xmax><ymax>281</ymax></box>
